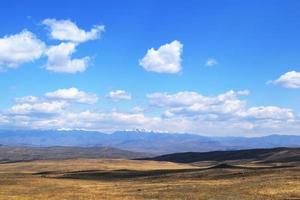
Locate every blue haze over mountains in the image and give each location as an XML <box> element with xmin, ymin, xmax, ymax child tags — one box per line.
<box><xmin>1</xmin><ymin>130</ymin><xmax>300</xmax><ymax>154</ymax></box>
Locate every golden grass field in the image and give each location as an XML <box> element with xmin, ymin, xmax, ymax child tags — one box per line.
<box><xmin>0</xmin><ymin>159</ymin><xmax>299</xmax><ymax>200</ymax></box>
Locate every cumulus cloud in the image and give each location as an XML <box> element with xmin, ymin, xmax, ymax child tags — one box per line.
<box><xmin>269</xmin><ymin>71</ymin><xmax>300</xmax><ymax>88</ymax></box>
<box><xmin>4</xmin><ymin>88</ymin><xmax>99</xmax><ymax>127</ymax></box>
<box><xmin>147</xmin><ymin>90</ymin><xmax>296</xmax><ymax>133</ymax></box>
<box><xmin>0</xmin><ymin>30</ymin><xmax>45</xmax><ymax>69</ymax></box>
<box><xmin>41</xmin><ymin>19</ymin><xmax>105</xmax><ymax>73</ymax></box>
<box><xmin>205</xmin><ymin>58</ymin><xmax>217</xmax><ymax>67</ymax></box>
<box><xmin>139</xmin><ymin>40</ymin><xmax>183</xmax><ymax>73</ymax></box>
<box><xmin>106</xmin><ymin>90</ymin><xmax>131</xmax><ymax>101</ymax></box>
<box><xmin>0</xmin><ymin>18</ymin><xmax>104</xmax><ymax>72</ymax></box>
<box><xmin>45</xmin><ymin>87</ymin><xmax>98</xmax><ymax>104</ymax></box>
<box><xmin>3</xmin><ymin>107</ymin><xmax>160</xmax><ymax>132</ymax></box>
<box><xmin>3</xmin><ymin>104</ymin><xmax>298</xmax><ymax>135</ymax></box>
<box><xmin>147</xmin><ymin>90</ymin><xmax>246</xmax><ymax>116</ymax></box>
<box><xmin>8</xmin><ymin>101</ymin><xmax>66</xmax><ymax>115</ymax></box>
<box><xmin>241</xmin><ymin>106</ymin><xmax>294</xmax><ymax>121</ymax></box>
<box><xmin>1</xmin><ymin>89</ymin><xmax>299</xmax><ymax>136</ymax></box>
<box><xmin>44</xmin><ymin>42</ymin><xmax>89</xmax><ymax>73</ymax></box>
<box><xmin>42</xmin><ymin>18</ymin><xmax>105</xmax><ymax>43</ymax></box>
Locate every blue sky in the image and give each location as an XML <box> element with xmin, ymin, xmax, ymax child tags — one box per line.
<box><xmin>0</xmin><ymin>0</ymin><xmax>300</xmax><ymax>136</ymax></box>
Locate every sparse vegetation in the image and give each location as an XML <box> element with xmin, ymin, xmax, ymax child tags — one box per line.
<box><xmin>0</xmin><ymin>158</ymin><xmax>299</xmax><ymax>200</ymax></box>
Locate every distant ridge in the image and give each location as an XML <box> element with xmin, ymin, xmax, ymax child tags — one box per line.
<box><xmin>0</xmin><ymin>146</ymin><xmax>152</xmax><ymax>163</ymax></box>
<box><xmin>0</xmin><ymin>130</ymin><xmax>300</xmax><ymax>154</ymax></box>
<box><xmin>142</xmin><ymin>147</ymin><xmax>300</xmax><ymax>163</ymax></box>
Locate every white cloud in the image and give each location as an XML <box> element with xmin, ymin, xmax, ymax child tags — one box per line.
<box><xmin>0</xmin><ymin>114</ymin><xmax>9</xmax><ymax>124</ymax></box>
<box><xmin>45</xmin><ymin>87</ymin><xmax>98</xmax><ymax>104</ymax></box>
<box><xmin>45</xmin><ymin>42</ymin><xmax>89</xmax><ymax>73</ymax></box>
<box><xmin>8</xmin><ymin>101</ymin><xmax>66</xmax><ymax>115</ymax></box>
<box><xmin>148</xmin><ymin>91</ymin><xmax>208</xmax><ymax>107</ymax></box>
<box><xmin>269</xmin><ymin>71</ymin><xmax>300</xmax><ymax>88</ymax></box>
<box><xmin>147</xmin><ymin>90</ymin><xmax>246</xmax><ymax>116</ymax></box>
<box><xmin>3</xmin><ymin>103</ymin><xmax>298</xmax><ymax>135</ymax></box>
<box><xmin>0</xmin><ymin>19</ymin><xmax>103</xmax><ymax>73</ymax></box>
<box><xmin>42</xmin><ymin>18</ymin><xmax>105</xmax><ymax>43</ymax></box>
<box><xmin>237</xmin><ymin>90</ymin><xmax>250</xmax><ymax>96</ymax></box>
<box><xmin>131</xmin><ymin>106</ymin><xmax>145</xmax><ymax>113</ymax></box>
<box><xmin>0</xmin><ymin>30</ymin><xmax>45</xmax><ymax>69</ymax></box>
<box><xmin>106</xmin><ymin>90</ymin><xmax>131</xmax><ymax>101</ymax></box>
<box><xmin>147</xmin><ymin>90</ymin><xmax>296</xmax><ymax>134</ymax></box>
<box><xmin>205</xmin><ymin>58</ymin><xmax>217</xmax><ymax>67</ymax></box>
<box><xmin>2</xmin><ymin>89</ymin><xmax>299</xmax><ymax>136</ymax></box>
<box><xmin>15</xmin><ymin>96</ymin><xmax>39</xmax><ymax>103</ymax></box>
<box><xmin>41</xmin><ymin>19</ymin><xmax>105</xmax><ymax>73</ymax></box>
<box><xmin>4</xmin><ymin>108</ymin><xmax>159</xmax><ymax>132</ymax></box>
<box><xmin>139</xmin><ymin>40</ymin><xmax>183</xmax><ymax>73</ymax></box>
<box><xmin>242</xmin><ymin>106</ymin><xmax>294</xmax><ymax>121</ymax></box>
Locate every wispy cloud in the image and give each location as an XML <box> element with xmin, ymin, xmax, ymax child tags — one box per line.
<box><xmin>205</xmin><ymin>58</ymin><xmax>218</xmax><ymax>67</ymax></box>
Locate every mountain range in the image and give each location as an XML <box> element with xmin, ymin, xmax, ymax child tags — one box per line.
<box><xmin>1</xmin><ymin>130</ymin><xmax>300</xmax><ymax>154</ymax></box>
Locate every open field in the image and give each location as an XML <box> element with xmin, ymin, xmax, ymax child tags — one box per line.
<box><xmin>0</xmin><ymin>159</ymin><xmax>299</xmax><ymax>200</ymax></box>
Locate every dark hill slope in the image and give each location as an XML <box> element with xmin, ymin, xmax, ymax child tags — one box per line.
<box><xmin>143</xmin><ymin>147</ymin><xmax>300</xmax><ymax>163</ymax></box>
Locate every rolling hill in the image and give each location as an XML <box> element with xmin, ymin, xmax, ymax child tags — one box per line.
<box><xmin>143</xmin><ymin>147</ymin><xmax>300</xmax><ymax>163</ymax></box>
<box><xmin>0</xmin><ymin>146</ymin><xmax>152</xmax><ymax>163</ymax></box>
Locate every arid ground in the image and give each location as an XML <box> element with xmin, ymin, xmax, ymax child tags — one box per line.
<box><xmin>0</xmin><ymin>159</ymin><xmax>299</xmax><ymax>200</ymax></box>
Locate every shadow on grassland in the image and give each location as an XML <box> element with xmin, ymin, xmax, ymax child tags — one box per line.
<box><xmin>34</xmin><ymin>163</ymin><xmax>296</xmax><ymax>181</ymax></box>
